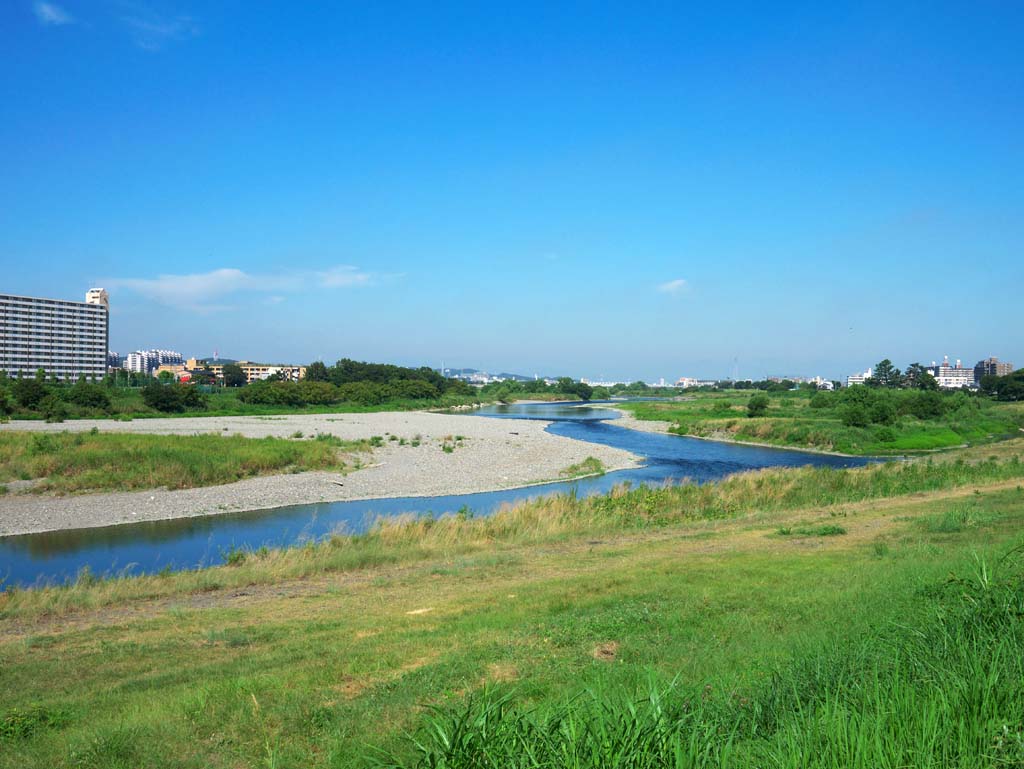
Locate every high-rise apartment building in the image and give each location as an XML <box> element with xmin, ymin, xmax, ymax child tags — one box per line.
<box><xmin>974</xmin><ymin>357</ymin><xmax>1014</xmax><ymax>381</ymax></box>
<box><xmin>927</xmin><ymin>356</ymin><xmax>975</xmax><ymax>390</ymax></box>
<box><xmin>0</xmin><ymin>289</ymin><xmax>109</xmax><ymax>381</ymax></box>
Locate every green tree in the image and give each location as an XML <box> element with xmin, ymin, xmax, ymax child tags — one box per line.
<box><xmin>747</xmin><ymin>394</ymin><xmax>770</xmax><ymax>417</ymax></box>
<box><xmin>222</xmin><ymin>363</ymin><xmax>247</xmax><ymax>388</ymax></box>
<box><xmin>904</xmin><ymin>363</ymin><xmax>938</xmax><ymax>391</ymax></box>
<box><xmin>840</xmin><ymin>403</ymin><xmax>870</xmax><ymax>427</ymax></box>
<box><xmin>493</xmin><ymin>384</ymin><xmax>516</xmax><ymax>404</ymax></box>
<box><xmin>304</xmin><ymin>361</ymin><xmax>330</xmax><ymax>382</ymax></box>
<box><xmin>142</xmin><ymin>382</ymin><xmax>207</xmax><ymax>412</ymax></box>
<box><xmin>869</xmin><ymin>359</ymin><xmax>902</xmax><ymax>389</ymax></box>
<box><xmin>67</xmin><ymin>380</ymin><xmax>112</xmax><ymax>411</ymax></box>
<box><xmin>14</xmin><ymin>378</ymin><xmax>47</xmax><ymax>409</ymax></box>
<box><xmin>575</xmin><ymin>382</ymin><xmax>594</xmax><ymax>401</ymax></box>
<box><xmin>157</xmin><ymin>370</ymin><xmax>175</xmax><ymax>384</ymax></box>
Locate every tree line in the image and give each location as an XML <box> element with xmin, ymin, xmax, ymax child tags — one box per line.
<box><xmin>0</xmin><ymin>359</ymin><xmax>478</xmax><ymax>418</ymax></box>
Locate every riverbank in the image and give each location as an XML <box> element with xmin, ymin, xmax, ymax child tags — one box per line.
<box><xmin>606</xmin><ymin>407</ymin><xmax>873</xmax><ymax>458</ymax></box>
<box><xmin>0</xmin><ymin>412</ymin><xmax>640</xmax><ymax>537</ymax></box>
<box><xmin>3</xmin><ymin>462</ymin><xmax>1024</xmax><ymax>767</ymax></box>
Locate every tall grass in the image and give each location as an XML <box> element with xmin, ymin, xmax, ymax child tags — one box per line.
<box><xmin>0</xmin><ymin>431</ymin><xmax>368</xmax><ymax>493</ymax></box>
<box><xmin>3</xmin><ymin>454</ymin><xmax>1023</xmax><ymax>617</ymax></box>
<box><xmin>377</xmin><ymin>554</ymin><xmax>1024</xmax><ymax>768</ymax></box>
<box><xmin>620</xmin><ymin>394</ymin><xmax>1024</xmax><ymax>455</ymax></box>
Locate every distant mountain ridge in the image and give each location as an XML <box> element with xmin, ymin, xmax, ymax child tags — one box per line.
<box><xmin>438</xmin><ymin>367</ymin><xmax>540</xmax><ymax>382</ymax></box>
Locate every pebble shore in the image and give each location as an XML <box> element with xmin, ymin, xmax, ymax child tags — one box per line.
<box><xmin>0</xmin><ymin>411</ymin><xmax>642</xmax><ymax>536</ymax></box>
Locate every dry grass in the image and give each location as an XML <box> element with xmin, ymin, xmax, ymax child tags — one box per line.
<box><xmin>3</xmin><ymin>445</ymin><xmax>1023</xmax><ymax>621</ymax></box>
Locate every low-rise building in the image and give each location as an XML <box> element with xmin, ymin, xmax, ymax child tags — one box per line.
<box><xmin>847</xmin><ymin>367</ymin><xmax>873</xmax><ymax>387</ymax></box>
<box><xmin>153</xmin><ymin>363</ymin><xmax>189</xmax><ymax>381</ymax></box>
<box><xmin>674</xmin><ymin>376</ymin><xmax>718</xmax><ymax>388</ymax></box>
<box><xmin>186</xmin><ymin>358</ymin><xmax>306</xmax><ymax>384</ymax></box>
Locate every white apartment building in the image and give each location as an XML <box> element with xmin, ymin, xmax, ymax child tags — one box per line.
<box><xmin>927</xmin><ymin>356</ymin><xmax>975</xmax><ymax>390</ymax></box>
<box><xmin>0</xmin><ymin>289</ymin><xmax>109</xmax><ymax>381</ymax></box>
<box><xmin>123</xmin><ymin>349</ymin><xmax>184</xmax><ymax>374</ymax></box>
<box><xmin>846</xmin><ymin>367</ymin><xmax>872</xmax><ymax>387</ymax></box>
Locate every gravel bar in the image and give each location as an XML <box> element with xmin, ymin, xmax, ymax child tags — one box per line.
<box><xmin>0</xmin><ymin>411</ymin><xmax>641</xmax><ymax>536</ymax></box>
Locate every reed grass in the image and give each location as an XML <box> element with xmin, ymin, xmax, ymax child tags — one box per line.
<box><xmin>3</xmin><ymin>485</ymin><xmax>1024</xmax><ymax>768</ymax></box>
<box><xmin>0</xmin><ymin>431</ymin><xmax>368</xmax><ymax>494</ymax></box>
<box><xmin>3</xmin><ymin>452</ymin><xmax>1023</xmax><ymax>619</ymax></box>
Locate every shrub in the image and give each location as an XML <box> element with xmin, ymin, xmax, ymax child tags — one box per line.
<box><xmin>840</xmin><ymin>403</ymin><xmax>870</xmax><ymax>427</ymax></box>
<box><xmin>747</xmin><ymin>394</ymin><xmax>769</xmax><ymax>418</ymax></box>
<box><xmin>908</xmin><ymin>390</ymin><xmax>947</xmax><ymax>420</ymax></box>
<box><xmin>65</xmin><ymin>382</ymin><xmax>112</xmax><ymax>412</ymax></box>
<box><xmin>868</xmin><ymin>399</ymin><xmax>897</xmax><ymax>425</ymax></box>
<box><xmin>13</xmin><ymin>378</ymin><xmax>47</xmax><ymax>409</ymax></box>
<box><xmin>39</xmin><ymin>395</ymin><xmax>68</xmax><ymax>423</ymax></box>
<box><xmin>875</xmin><ymin>426</ymin><xmax>897</xmax><ymax>443</ymax></box>
<box><xmin>141</xmin><ymin>382</ymin><xmax>206</xmax><ymax>413</ymax></box>
<box><xmin>809</xmin><ymin>392</ymin><xmax>833</xmax><ymax>409</ymax></box>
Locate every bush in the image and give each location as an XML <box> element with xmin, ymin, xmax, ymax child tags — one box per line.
<box><xmin>39</xmin><ymin>395</ymin><xmax>68</xmax><ymax>423</ymax></box>
<box><xmin>12</xmin><ymin>378</ymin><xmax>47</xmax><ymax>409</ymax></box>
<box><xmin>747</xmin><ymin>394</ymin><xmax>769</xmax><ymax>418</ymax></box>
<box><xmin>875</xmin><ymin>426</ymin><xmax>897</xmax><ymax>443</ymax></box>
<box><xmin>840</xmin><ymin>403</ymin><xmax>870</xmax><ymax>427</ymax></box>
<box><xmin>809</xmin><ymin>392</ymin><xmax>833</xmax><ymax>409</ymax></box>
<box><xmin>141</xmin><ymin>382</ymin><xmax>206</xmax><ymax>413</ymax></box>
<box><xmin>868</xmin><ymin>398</ymin><xmax>897</xmax><ymax>425</ymax></box>
<box><xmin>907</xmin><ymin>390</ymin><xmax>947</xmax><ymax>420</ymax></box>
<box><xmin>296</xmin><ymin>381</ymin><xmax>341</xmax><ymax>405</ymax></box>
<box><xmin>65</xmin><ymin>381</ymin><xmax>112</xmax><ymax>412</ymax></box>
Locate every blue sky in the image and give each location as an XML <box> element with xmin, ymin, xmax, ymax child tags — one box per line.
<box><xmin>1</xmin><ymin>1</ymin><xmax>1021</xmax><ymax>381</ymax></box>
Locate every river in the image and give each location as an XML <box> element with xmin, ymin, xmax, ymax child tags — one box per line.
<box><xmin>0</xmin><ymin>402</ymin><xmax>871</xmax><ymax>587</ymax></box>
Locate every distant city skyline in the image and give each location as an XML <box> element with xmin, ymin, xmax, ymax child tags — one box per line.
<box><xmin>3</xmin><ymin>3</ymin><xmax>1022</xmax><ymax>380</ymax></box>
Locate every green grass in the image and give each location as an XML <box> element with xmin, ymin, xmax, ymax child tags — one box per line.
<box><xmin>3</xmin><ymin>443</ymin><xmax>1024</xmax><ymax>767</ymax></box>
<box><xmin>559</xmin><ymin>456</ymin><xmax>606</xmax><ymax>478</ymax></box>
<box><xmin>777</xmin><ymin>523</ymin><xmax>847</xmax><ymax>536</ymax></box>
<box><xmin>2</xmin><ymin>480</ymin><xmax>1024</xmax><ymax>768</ymax></box>
<box><xmin>619</xmin><ymin>391</ymin><xmax>1024</xmax><ymax>455</ymax></box>
<box><xmin>0</xmin><ymin>431</ymin><xmax>370</xmax><ymax>494</ymax></box>
<box><xmin>3</xmin><ymin>447</ymin><xmax>1023</xmax><ymax>617</ymax></box>
<box><xmin>381</xmin><ymin>553</ymin><xmax>1024</xmax><ymax>768</ymax></box>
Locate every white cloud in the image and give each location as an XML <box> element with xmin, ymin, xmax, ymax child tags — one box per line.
<box><xmin>121</xmin><ymin>9</ymin><xmax>199</xmax><ymax>51</ymax></box>
<box><xmin>656</xmin><ymin>278</ymin><xmax>688</xmax><ymax>294</ymax></box>
<box><xmin>34</xmin><ymin>2</ymin><xmax>74</xmax><ymax>25</ymax></box>
<box><xmin>105</xmin><ymin>265</ymin><xmax>374</xmax><ymax>312</ymax></box>
<box><xmin>317</xmin><ymin>265</ymin><xmax>372</xmax><ymax>288</ymax></box>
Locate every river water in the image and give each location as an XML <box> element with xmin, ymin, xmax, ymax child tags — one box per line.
<box><xmin>0</xmin><ymin>402</ymin><xmax>870</xmax><ymax>587</ymax></box>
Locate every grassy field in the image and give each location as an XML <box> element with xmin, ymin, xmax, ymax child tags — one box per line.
<box><xmin>0</xmin><ymin>431</ymin><xmax>369</xmax><ymax>494</ymax></box>
<box><xmin>2</xmin><ymin>441</ymin><xmax>1024</xmax><ymax>766</ymax></box>
<box><xmin>619</xmin><ymin>391</ymin><xmax>1024</xmax><ymax>454</ymax></box>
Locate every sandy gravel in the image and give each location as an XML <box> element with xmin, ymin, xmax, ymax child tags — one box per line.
<box><xmin>604</xmin><ymin>409</ymin><xmax>675</xmax><ymax>435</ymax></box>
<box><xmin>0</xmin><ymin>412</ymin><xmax>641</xmax><ymax>536</ymax></box>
